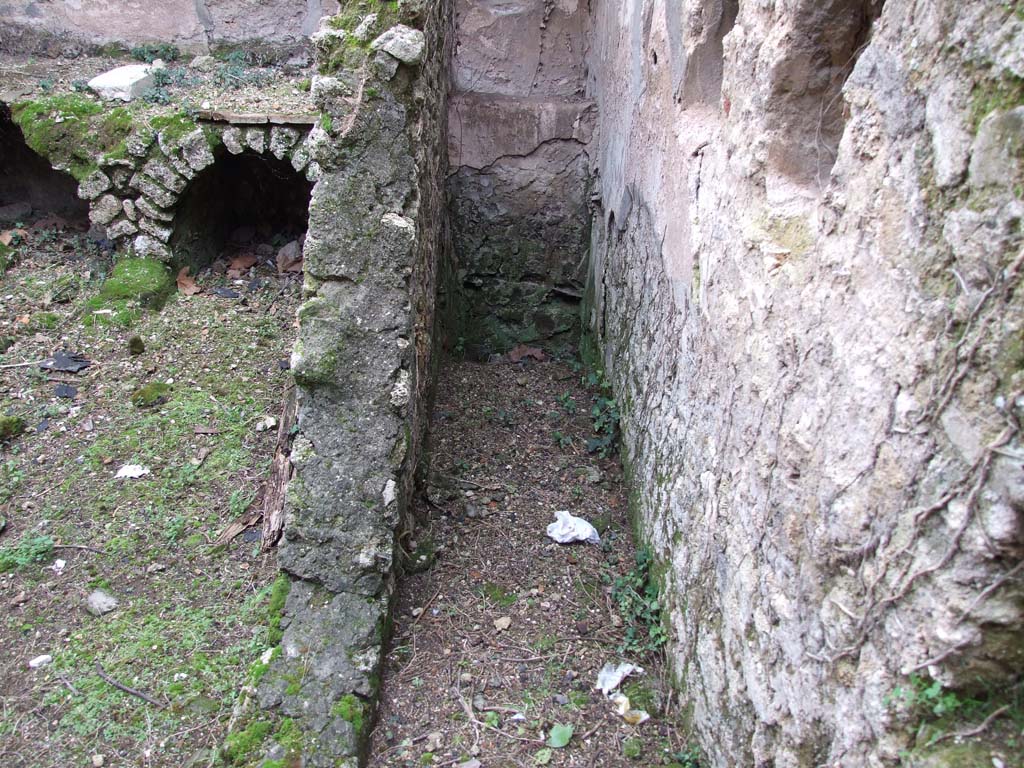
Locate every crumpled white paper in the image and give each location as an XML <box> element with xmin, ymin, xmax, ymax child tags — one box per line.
<box><xmin>545</xmin><ymin>510</ymin><xmax>601</xmax><ymax>545</ymax></box>
<box><xmin>595</xmin><ymin>661</ymin><xmax>643</xmax><ymax>695</ymax></box>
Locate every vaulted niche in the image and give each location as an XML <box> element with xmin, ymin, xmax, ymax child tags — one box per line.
<box><xmin>170</xmin><ymin>149</ymin><xmax>313</xmax><ymax>271</ymax></box>
<box><xmin>0</xmin><ymin>102</ymin><xmax>89</xmax><ymax>224</ymax></box>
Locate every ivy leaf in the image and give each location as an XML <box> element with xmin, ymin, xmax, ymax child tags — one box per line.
<box><xmin>547</xmin><ymin>723</ymin><xmax>574</xmax><ymax>749</ymax></box>
<box><xmin>534</xmin><ymin>748</ymin><xmax>553</xmax><ymax>765</ymax></box>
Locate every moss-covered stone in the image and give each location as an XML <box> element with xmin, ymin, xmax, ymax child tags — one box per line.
<box><xmin>130</xmin><ymin>382</ymin><xmax>171</xmax><ymax>409</ymax></box>
<box><xmin>267</xmin><ymin>573</ymin><xmax>291</xmax><ymax>646</ymax></box>
<box><xmin>84</xmin><ymin>258</ymin><xmax>174</xmax><ymax>327</ymax></box>
<box><xmin>222</xmin><ymin>719</ymin><xmax>273</xmax><ymax>766</ymax></box>
<box><xmin>332</xmin><ymin>693</ymin><xmax>366</xmax><ymax>735</ymax></box>
<box><xmin>10</xmin><ymin>95</ymin><xmax>133</xmax><ymax>181</ymax></box>
<box><xmin>0</xmin><ymin>416</ymin><xmax>26</xmax><ymax>443</ymax></box>
<box><xmin>149</xmin><ymin>112</ymin><xmax>200</xmax><ymax>145</ymax></box>
<box><xmin>127</xmin><ymin>335</ymin><xmax>146</xmax><ymax>356</ymax></box>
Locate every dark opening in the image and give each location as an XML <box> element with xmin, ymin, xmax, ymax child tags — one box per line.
<box><xmin>170</xmin><ymin>149</ymin><xmax>313</xmax><ymax>271</ymax></box>
<box><xmin>0</xmin><ymin>103</ymin><xmax>89</xmax><ymax>225</ymax></box>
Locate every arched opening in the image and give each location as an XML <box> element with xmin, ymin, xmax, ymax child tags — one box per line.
<box><xmin>170</xmin><ymin>149</ymin><xmax>313</xmax><ymax>272</ymax></box>
<box><xmin>0</xmin><ymin>103</ymin><xmax>89</xmax><ymax>225</ymax></box>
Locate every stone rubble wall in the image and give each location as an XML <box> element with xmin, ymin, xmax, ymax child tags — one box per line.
<box><xmin>258</xmin><ymin>4</ymin><xmax>453</xmax><ymax>765</ymax></box>
<box><xmin>586</xmin><ymin>0</ymin><xmax>1024</xmax><ymax>765</ymax></box>
<box><xmin>446</xmin><ymin>0</ymin><xmax>593</xmax><ymax>356</ymax></box>
<box><xmin>0</xmin><ymin>0</ymin><xmax>341</xmax><ymax>55</ymax></box>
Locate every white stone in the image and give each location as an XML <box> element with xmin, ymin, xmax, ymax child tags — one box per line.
<box><xmin>88</xmin><ymin>64</ymin><xmax>155</xmax><ymax>102</ymax></box>
<box><xmin>28</xmin><ymin>654</ymin><xmax>53</xmax><ymax>669</ymax></box>
<box><xmin>352</xmin><ymin>13</ymin><xmax>378</xmax><ymax>42</ymax></box>
<box><xmin>370</xmin><ymin>24</ymin><xmax>426</xmax><ymax>66</ymax></box>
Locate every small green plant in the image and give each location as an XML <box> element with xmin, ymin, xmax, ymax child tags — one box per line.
<box><xmin>130</xmin><ymin>43</ymin><xmax>181</xmax><ymax>63</ymax></box>
<box><xmin>229</xmin><ymin>488</ymin><xmax>256</xmax><ymax>518</ymax></box>
<box><xmin>623</xmin><ymin>737</ymin><xmax>643</xmax><ymax>759</ymax></box>
<box><xmin>143</xmin><ymin>86</ymin><xmax>172</xmax><ymax>104</ymax></box>
<box><xmin>131</xmin><ymin>382</ymin><xmax>171</xmax><ymax>409</ymax></box>
<box><xmin>669</xmin><ymin>745</ymin><xmax>703</xmax><ymax>767</ymax></box>
<box><xmin>484</xmin><ymin>710</ymin><xmax>500</xmax><ymax>728</ymax></box>
<box><xmin>320</xmin><ymin>112</ymin><xmax>334</xmax><ymax>133</ymax></box>
<box><xmin>611</xmin><ymin>547</ymin><xmax>667</xmax><ymax>656</ymax></box>
<box><xmin>886</xmin><ymin>674</ymin><xmax>967</xmax><ymax>719</ymax></box>
<box><xmin>480</xmin><ymin>582</ymin><xmax>516</xmax><ymax>607</ymax></box>
<box><xmin>0</xmin><ymin>460</ymin><xmax>24</xmax><ymax>503</ymax></box>
<box><xmin>588</xmin><ymin>394</ymin><xmax>620</xmax><ymax>457</ymax></box>
<box><xmin>557</xmin><ymin>391</ymin><xmax>577</xmax><ymax>414</ymax></box>
<box><xmin>0</xmin><ymin>416</ymin><xmax>27</xmax><ymax>443</ymax></box>
<box><xmin>552</xmin><ymin>431</ymin><xmax>573</xmax><ymax>449</ymax></box>
<box><xmin>0</xmin><ymin>534</ymin><xmax>54</xmax><ymax>573</ymax></box>
<box><xmin>38</xmin><ymin>78</ymin><xmax>55</xmax><ymax>93</ymax></box>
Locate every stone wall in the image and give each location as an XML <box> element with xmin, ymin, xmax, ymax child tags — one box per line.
<box><xmin>586</xmin><ymin>0</ymin><xmax>1024</xmax><ymax>765</ymax></box>
<box><xmin>446</xmin><ymin>0</ymin><xmax>593</xmax><ymax>356</ymax></box>
<box><xmin>259</xmin><ymin>4</ymin><xmax>453</xmax><ymax>765</ymax></box>
<box><xmin>0</xmin><ymin>0</ymin><xmax>340</xmax><ymax>54</ymax></box>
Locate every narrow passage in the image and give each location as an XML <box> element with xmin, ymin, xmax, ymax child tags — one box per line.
<box><xmin>369</xmin><ymin>356</ymin><xmax>692</xmax><ymax>767</ymax></box>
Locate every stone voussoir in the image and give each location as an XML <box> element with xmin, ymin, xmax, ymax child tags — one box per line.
<box><xmin>77</xmin><ymin>170</ymin><xmax>112</xmax><ymax>201</ymax></box>
<box><xmin>130</xmin><ymin>173</ymin><xmax>178</xmax><ymax>210</ymax></box>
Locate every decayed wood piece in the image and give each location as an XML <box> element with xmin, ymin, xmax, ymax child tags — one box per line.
<box><xmin>261</xmin><ymin>385</ymin><xmax>298</xmax><ymax>550</ymax></box>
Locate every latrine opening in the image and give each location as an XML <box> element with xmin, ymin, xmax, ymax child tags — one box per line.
<box><xmin>0</xmin><ymin>103</ymin><xmax>89</xmax><ymax>225</ymax></box>
<box><xmin>170</xmin><ymin>148</ymin><xmax>313</xmax><ymax>272</ymax></box>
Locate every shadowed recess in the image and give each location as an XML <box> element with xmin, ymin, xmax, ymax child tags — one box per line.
<box><xmin>170</xmin><ymin>148</ymin><xmax>313</xmax><ymax>271</ymax></box>
<box><xmin>0</xmin><ymin>102</ymin><xmax>89</xmax><ymax>224</ymax></box>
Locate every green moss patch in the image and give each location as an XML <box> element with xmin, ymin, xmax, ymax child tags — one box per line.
<box><xmin>267</xmin><ymin>573</ymin><xmax>291</xmax><ymax>646</ymax></box>
<box><xmin>0</xmin><ymin>415</ymin><xmax>26</xmax><ymax>443</ymax></box>
<box><xmin>86</xmin><ymin>259</ymin><xmax>174</xmax><ymax>327</ymax></box>
<box><xmin>332</xmin><ymin>693</ymin><xmax>365</xmax><ymax>734</ymax></box>
<box><xmin>149</xmin><ymin>112</ymin><xmax>200</xmax><ymax>144</ymax></box>
<box><xmin>222</xmin><ymin>719</ymin><xmax>272</xmax><ymax>765</ymax></box>
<box><xmin>130</xmin><ymin>382</ymin><xmax>171</xmax><ymax>409</ymax></box>
<box><xmin>11</xmin><ymin>95</ymin><xmax>132</xmax><ymax>181</ymax></box>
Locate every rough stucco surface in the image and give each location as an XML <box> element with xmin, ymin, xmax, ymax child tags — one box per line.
<box><xmin>587</xmin><ymin>0</ymin><xmax>1024</xmax><ymax>765</ymax></box>
<box><xmin>257</xmin><ymin>3</ymin><xmax>452</xmax><ymax>765</ymax></box>
<box><xmin>447</xmin><ymin>0</ymin><xmax>593</xmax><ymax>355</ymax></box>
<box><xmin>0</xmin><ymin>0</ymin><xmax>340</xmax><ymax>52</ymax></box>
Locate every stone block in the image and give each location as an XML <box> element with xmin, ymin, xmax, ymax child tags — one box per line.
<box><xmin>133</xmin><ymin>234</ymin><xmax>172</xmax><ymax>261</ymax></box>
<box><xmin>77</xmin><ymin>170</ymin><xmax>111</xmax><ymax>201</ymax></box>
<box><xmin>88</xmin><ymin>64</ymin><xmax>154</xmax><ymax>102</ymax></box>
<box><xmin>130</xmin><ymin>173</ymin><xmax>177</xmax><ymax>209</ymax></box>
<box><xmin>106</xmin><ymin>218</ymin><xmax>138</xmax><ymax>240</ymax></box>
<box><xmin>89</xmin><ymin>194</ymin><xmax>121</xmax><ymax>226</ymax></box>
<box><xmin>245</xmin><ymin>128</ymin><xmax>267</xmax><ymax>154</ymax></box>
<box><xmin>138</xmin><ymin>217</ymin><xmax>173</xmax><ymax>243</ymax></box>
<box><xmin>370</xmin><ymin>24</ymin><xmax>425</xmax><ymax>65</ymax></box>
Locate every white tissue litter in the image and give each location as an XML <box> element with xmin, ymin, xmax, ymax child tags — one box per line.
<box><xmin>595</xmin><ymin>662</ymin><xmax>642</xmax><ymax>695</ymax></box>
<box><xmin>115</xmin><ymin>464</ymin><xmax>150</xmax><ymax>479</ymax></box>
<box><xmin>545</xmin><ymin>510</ymin><xmax>601</xmax><ymax>545</ymax></box>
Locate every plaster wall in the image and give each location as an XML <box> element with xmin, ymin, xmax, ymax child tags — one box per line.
<box><xmin>447</xmin><ymin>0</ymin><xmax>594</xmax><ymax>355</ymax></box>
<box><xmin>0</xmin><ymin>0</ymin><xmax>339</xmax><ymax>52</ymax></box>
<box><xmin>587</xmin><ymin>0</ymin><xmax>1024</xmax><ymax>764</ymax></box>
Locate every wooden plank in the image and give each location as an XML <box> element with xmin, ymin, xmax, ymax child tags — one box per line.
<box><xmin>261</xmin><ymin>385</ymin><xmax>298</xmax><ymax>550</ymax></box>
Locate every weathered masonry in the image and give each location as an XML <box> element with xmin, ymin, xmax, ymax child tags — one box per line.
<box><xmin>5</xmin><ymin>0</ymin><xmax>1023</xmax><ymax>766</ymax></box>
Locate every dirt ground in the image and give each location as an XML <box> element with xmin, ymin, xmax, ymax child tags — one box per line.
<box><xmin>367</xmin><ymin>357</ymin><xmax>697</xmax><ymax>768</ymax></box>
<box><xmin>0</xmin><ymin>216</ymin><xmax>300</xmax><ymax>767</ymax></box>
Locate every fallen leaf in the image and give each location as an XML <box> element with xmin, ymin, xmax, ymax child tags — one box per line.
<box><xmin>15</xmin><ymin>315</ymin><xmax>29</xmax><ymax>325</ymax></box>
<box><xmin>546</xmin><ymin>723</ymin><xmax>573</xmax><ymax>749</ymax></box>
<box><xmin>493</xmin><ymin>616</ymin><xmax>512</xmax><ymax>632</ymax></box>
<box><xmin>533</xmin><ymin>748</ymin><xmax>553</xmax><ymax>765</ymax></box>
<box><xmin>0</xmin><ymin>228</ymin><xmax>28</xmax><ymax>247</ymax></box>
<box><xmin>194</xmin><ymin>425</ymin><xmax>220</xmax><ymax>435</ymax></box>
<box><xmin>176</xmin><ymin>266</ymin><xmax>202</xmax><ymax>296</ymax></box>
<box><xmin>508</xmin><ymin>344</ymin><xmax>546</xmax><ymax>363</ymax></box>
<box><xmin>227</xmin><ymin>254</ymin><xmax>258</xmax><ymax>278</ymax></box>
<box><xmin>115</xmin><ymin>464</ymin><xmax>150</xmax><ymax>479</ymax></box>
